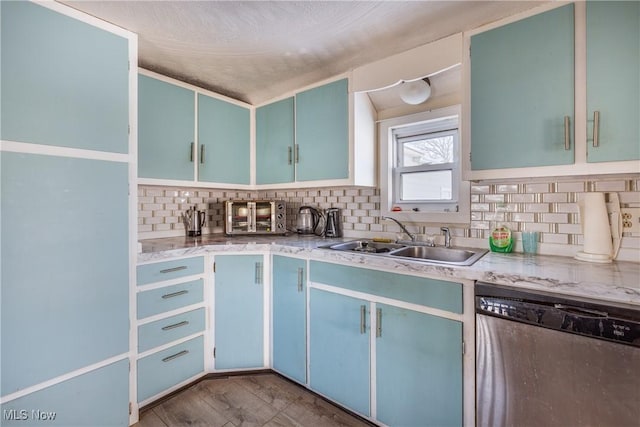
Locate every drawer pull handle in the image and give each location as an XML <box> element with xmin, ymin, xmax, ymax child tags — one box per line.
<box><xmin>200</xmin><ymin>144</ymin><xmax>205</xmax><ymax>164</ymax></box>
<box><xmin>376</xmin><ymin>308</ymin><xmax>382</xmax><ymax>338</ymax></box>
<box><xmin>190</xmin><ymin>142</ymin><xmax>194</xmax><ymax>162</ymax></box>
<box><xmin>159</xmin><ymin>266</ymin><xmax>187</xmax><ymax>274</ymax></box>
<box><xmin>161</xmin><ymin>290</ymin><xmax>189</xmax><ymax>299</ymax></box>
<box><xmin>162</xmin><ymin>350</ymin><xmax>189</xmax><ymax>363</ymax></box>
<box><xmin>288</xmin><ymin>146</ymin><xmax>293</xmax><ymax>165</ymax></box>
<box><xmin>161</xmin><ymin>320</ymin><xmax>189</xmax><ymax>331</ymax></box>
<box><xmin>360</xmin><ymin>305</ymin><xmax>367</xmax><ymax>334</ymax></box>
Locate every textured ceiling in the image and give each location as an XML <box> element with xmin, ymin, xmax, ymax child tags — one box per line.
<box><xmin>61</xmin><ymin>1</ymin><xmax>545</xmax><ymax>105</ymax></box>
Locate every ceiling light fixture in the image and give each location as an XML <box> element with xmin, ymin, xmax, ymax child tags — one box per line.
<box><xmin>399</xmin><ymin>78</ymin><xmax>431</xmax><ymax>105</ymax></box>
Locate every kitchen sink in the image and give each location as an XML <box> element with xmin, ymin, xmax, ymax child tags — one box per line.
<box><xmin>387</xmin><ymin>245</ymin><xmax>487</xmax><ymax>266</ymax></box>
<box><xmin>324</xmin><ymin>240</ymin><xmax>406</xmax><ymax>253</ymax></box>
<box><xmin>320</xmin><ymin>239</ymin><xmax>487</xmax><ymax>266</ymax></box>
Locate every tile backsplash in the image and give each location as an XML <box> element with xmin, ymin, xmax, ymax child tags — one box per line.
<box><xmin>138</xmin><ymin>174</ymin><xmax>640</xmax><ymax>262</ymax></box>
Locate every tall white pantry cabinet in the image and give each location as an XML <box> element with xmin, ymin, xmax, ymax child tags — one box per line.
<box><xmin>1</xmin><ymin>2</ymin><xmax>137</xmax><ymax>426</ymax></box>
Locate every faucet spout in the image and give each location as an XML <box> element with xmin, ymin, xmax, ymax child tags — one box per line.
<box><xmin>382</xmin><ymin>216</ymin><xmax>416</xmax><ymax>242</ymax></box>
<box><xmin>440</xmin><ymin>227</ymin><xmax>451</xmax><ymax>248</ymax></box>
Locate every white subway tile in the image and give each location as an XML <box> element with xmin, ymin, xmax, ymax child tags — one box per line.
<box><xmin>557</xmin><ymin>223</ymin><xmax>581</xmax><ymax>234</ymax></box>
<box><xmin>471</xmin><ymin>185</ymin><xmax>491</xmax><ymax>194</ymax></box>
<box><xmin>470</xmin><ymin>221</ymin><xmax>490</xmax><ymax>230</ymax></box>
<box><xmin>353</xmin><ymin>209</ymin><xmax>367</xmax><ymax>217</ymax></box>
<box><xmin>525</xmin><ymin>203</ymin><xmax>550</xmax><ymax>213</ymax></box>
<box><xmin>495</xmin><ymin>184</ymin><xmax>518</xmax><ymax>193</ymax></box>
<box><xmin>510</xmin><ymin>193</ymin><xmax>535</xmax><ymax>203</ymax></box>
<box><xmin>346</xmin><ymin>189</ymin><xmax>359</xmax><ymax>196</ymax></box>
<box><xmin>595</xmin><ymin>180</ymin><xmax>626</xmax><ymax>192</ymax></box>
<box><xmin>138</xmin><ymin>224</ymin><xmax>152</xmax><ymax>232</ymax></box>
<box><xmin>543</xmin><ymin>193</ymin><xmax>568</xmax><ymax>203</ymax></box>
<box><xmin>511</xmin><ymin>213</ymin><xmax>535</xmax><ymax>222</ymax></box>
<box><xmin>556</xmin><ymin>181</ymin><xmax>584</xmax><ymax>192</ymax></box>
<box><xmin>144</xmin><ymin>217</ymin><xmax>163</xmax><ymax>225</ymax></box>
<box><xmin>542</xmin><ymin>233</ymin><xmax>568</xmax><ymax>244</ymax></box>
<box><xmin>525</xmin><ymin>183</ymin><xmax>550</xmax><ymax>193</ymax></box>
<box><xmin>541</xmin><ymin>213</ymin><xmax>569</xmax><ymax>223</ymax></box>
<box><xmin>524</xmin><ymin>223</ymin><xmax>550</xmax><ymax>233</ymax></box>
<box><xmin>471</xmin><ymin>203</ymin><xmax>490</xmax><ymax>212</ymax></box>
<box><xmin>142</xmin><ymin>203</ymin><xmax>163</xmax><ymax>211</ymax></box>
<box><xmin>354</xmin><ymin>223</ymin><xmax>369</xmax><ymax>231</ymax></box>
<box><xmin>154</xmin><ymin>223</ymin><xmax>171</xmax><ymax>231</ymax></box>
<box><xmin>484</xmin><ymin>194</ymin><xmax>505</xmax><ymax>203</ymax></box>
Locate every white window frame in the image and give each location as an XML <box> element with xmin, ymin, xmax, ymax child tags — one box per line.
<box><xmin>379</xmin><ymin>105</ymin><xmax>470</xmax><ymax>224</ymax></box>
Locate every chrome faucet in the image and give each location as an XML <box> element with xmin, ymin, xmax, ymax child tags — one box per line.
<box><xmin>440</xmin><ymin>227</ymin><xmax>451</xmax><ymax>248</ymax></box>
<box><xmin>382</xmin><ymin>216</ymin><xmax>416</xmax><ymax>242</ymax></box>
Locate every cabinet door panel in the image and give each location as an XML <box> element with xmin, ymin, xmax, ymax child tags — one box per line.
<box><xmin>138</xmin><ymin>75</ymin><xmax>195</xmax><ymax>180</ymax></box>
<box><xmin>0</xmin><ymin>360</ymin><xmax>129</xmax><ymax>427</ymax></box>
<box><xmin>295</xmin><ymin>79</ymin><xmax>349</xmax><ymax>181</ymax></box>
<box><xmin>214</xmin><ymin>255</ymin><xmax>264</xmax><ymax>369</ymax></box>
<box><xmin>471</xmin><ymin>4</ymin><xmax>575</xmax><ymax>170</ymax></box>
<box><xmin>309</xmin><ymin>289</ymin><xmax>370</xmax><ymax>416</ymax></box>
<box><xmin>1</xmin><ymin>153</ymin><xmax>129</xmax><ymax>395</ymax></box>
<box><xmin>272</xmin><ymin>256</ymin><xmax>306</xmax><ymax>384</ymax></box>
<box><xmin>1</xmin><ymin>1</ymin><xmax>129</xmax><ymax>153</ymax></box>
<box><xmin>586</xmin><ymin>1</ymin><xmax>640</xmax><ymax>162</ymax></box>
<box><xmin>376</xmin><ymin>304</ymin><xmax>462</xmax><ymax>426</ymax></box>
<box><xmin>256</xmin><ymin>98</ymin><xmax>295</xmax><ymax>184</ymax></box>
<box><xmin>198</xmin><ymin>94</ymin><xmax>250</xmax><ymax>184</ymax></box>
<box><xmin>137</xmin><ymin>336</ymin><xmax>204</xmax><ymax>402</ymax></box>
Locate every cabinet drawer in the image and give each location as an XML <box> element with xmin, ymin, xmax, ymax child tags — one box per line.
<box><xmin>309</xmin><ymin>261</ymin><xmax>462</xmax><ymax>314</ymax></box>
<box><xmin>138</xmin><ymin>308</ymin><xmax>206</xmax><ymax>353</ymax></box>
<box><xmin>137</xmin><ymin>256</ymin><xmax>204</xmax><ymax>286</ymax></box>
<box><xmin>137</xmin><ymin>336</ymin><xmax>204</xmax><ymax>402</ymax></box>
<box><xmin>137</xmin><ymin>279</ymin><xmax>204</xmax><ymax>319</ymax></box>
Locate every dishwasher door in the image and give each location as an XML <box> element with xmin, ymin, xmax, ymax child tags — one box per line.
<box><xmin>476</xmin><ymin>284</ymin><xmax>640</xmax><ymax>427</ymax></box>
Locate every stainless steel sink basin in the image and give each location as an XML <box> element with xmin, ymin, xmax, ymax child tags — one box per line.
<box><xmin>324</xmin><ymin>240</ymin><xmax>406</xmax><ymax>254</ymax></box>
<box><xmin>320</xmin><ymin>239</ymin><xmax>487</xmax><ymax>266</ymax></box>
<box><xmin>388</xmin><ymin>246</ymin><xmax>487</xmax><ymax>266</ymax></box>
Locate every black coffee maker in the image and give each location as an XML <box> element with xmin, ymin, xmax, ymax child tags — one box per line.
<box><xmin>324</xmin><ymin>208</ymin><xmax>342</xmax><ymax>238</ymax></box>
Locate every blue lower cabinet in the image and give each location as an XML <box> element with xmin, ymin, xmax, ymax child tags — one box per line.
<box><xmin>272</xmin><ymin>255</ymin><xmax>306</xmax><ymax>384</ymax></box>
<box><xmin>309</xmin><ymin>289</ymin><xmax>370</xmax><ymax>417</ymax></box>
<box><xmin>0</xmin><ymin>359</ymin><xmax>129</xmax><ymax>427</ymax></box>
<box><xmin>376</xmin><ymin>304</ymin><xmax>463</xmax><ymax>427</ymax></box>
<box><xmin>137</xmin><ymin>279</ymin><xmax>204</xmax><ymax>319</ymax></box>
<box><xmin>214</xmin><ymin>255</ymin><xmax>264</xmax><ymax>369</ymax></box>
<box><xmin>138</xmin><ymin>308</ymin><xmax>206</xmax><ymax>353</ymax></box>
<box><xmin>137</xmin><ymin>336</ymin><xmax>204</xmax><ymax>403</ymax></box>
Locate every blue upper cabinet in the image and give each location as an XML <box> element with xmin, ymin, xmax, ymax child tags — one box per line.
<box><xmin>197</xmin><ymin>93</ymin><xmax>251</xmax><ymax>184</ymax></box>
<box><xmin>470</xmin><ymin>4</ymin><xmax>575</xmax><ymax>170</ymax></box>
<box><xmin>295</xmin><ymin>79</ymin><xmax>350</xmax><ymax>181</ymax></box>
<box><xmin>1</xmin><ymin>1</ymin><xmax>129</xmax><ymax>153</ymax></box>
<box><xmin>586</xmin><ymin>1</ymin><xmax>640</xmax><ymax>163</ymax></box>
<box><xmin>138</xmin><ymin>74</ymin><xmax>195</xmax><ymax>180</ymax></box>
<box><xmin>256</xmin><ymin>97</ymin><xmax>296</xmax><ymax>185</ymax></box>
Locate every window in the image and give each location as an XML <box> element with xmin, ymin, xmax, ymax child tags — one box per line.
<box><xmin>379</xmin><ymin>106</ymin><xmax>469</xmax><ymax>223</ymax></box>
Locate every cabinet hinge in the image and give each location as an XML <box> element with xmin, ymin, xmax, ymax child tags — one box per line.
<box><xmin>129</xmin><ymin>402</ymin><xmax>132</xmax><ymax>415</ymax></box>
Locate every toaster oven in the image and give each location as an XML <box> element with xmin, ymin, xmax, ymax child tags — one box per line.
<box><xmin>224</xmin><ymin>200</ymin><xmax>286</xmax><ymax>235</ymax></box>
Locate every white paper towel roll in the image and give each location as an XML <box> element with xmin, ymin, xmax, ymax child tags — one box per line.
<box><xmin>575</xmin><ymin>192</ymin><xmax>613</xmax><ymax>263</ymax></box>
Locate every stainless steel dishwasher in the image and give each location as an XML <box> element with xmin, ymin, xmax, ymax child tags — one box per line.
<box><xmin>475</xmin><ymin>282</ymin><xmax>640</xmax><ymax>427</ymax></box>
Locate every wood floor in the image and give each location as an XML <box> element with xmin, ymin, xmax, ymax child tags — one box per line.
<box><xmin>134</xmin><ymin>373</ymin><xmax>374</xmax><ymax>427</ymax></box>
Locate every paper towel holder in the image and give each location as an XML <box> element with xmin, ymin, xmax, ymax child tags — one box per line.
<box><xmin>574</xmin><ymin>192</ymin><xmax>622</xmax><ymax>263</ymax></box>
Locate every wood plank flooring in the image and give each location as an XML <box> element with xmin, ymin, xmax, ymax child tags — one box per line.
<box><xmin>134</xmin><ymin>373</ymin><xmax>374</xmax><ymax>427</ymax></box>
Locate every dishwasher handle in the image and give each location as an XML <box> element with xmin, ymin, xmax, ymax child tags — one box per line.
<box><xmin>554</xmin><ymin>304</ymin><xmax>608</xmax><ymax>319</ymax></box>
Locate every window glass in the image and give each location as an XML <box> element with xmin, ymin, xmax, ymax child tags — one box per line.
<box><xmin>401</xmin><ymin>135</ymin><xmax>454</xmax><ymax>167</ymax></box>
<box><xmin>401</xmin><ymin>170</ymin><xmax>452</xmax><ymax>201</ymax></box>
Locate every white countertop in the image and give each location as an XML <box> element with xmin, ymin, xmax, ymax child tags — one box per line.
<box><xmin>139</xmin><ymin>234</ymin><xmax>640</xmax><ymax>308</ymax></box>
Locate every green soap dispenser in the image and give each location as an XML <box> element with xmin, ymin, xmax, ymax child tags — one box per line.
<box><xmin>489</xmin><ymin>225</ymin><xmax>514</xmax><ymax>253</ymax></box>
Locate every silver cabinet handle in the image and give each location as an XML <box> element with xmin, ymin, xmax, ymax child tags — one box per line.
<box><xmin>564</xmin><ymin>116</ymin><xmax>571</xmax><ymax>151</ymax></box>
<box><xmin>295</xmin><ymin>144</ymin><xmax>300</xmax><ymax>164</ymax></box>
<box><xmin>288</xmin><ymin>146</ymin><xmax>293</xmax><ymax>165</ymax></box>
<box><xmin>161</xmin><ymin>290</ymin><xmax>189</xmax><ymax>299</ymax></box>
<box><xmin>254</xmin><ymin>261</ymin><xmax>263</xmax><ymax>285</ymax></box>
<box><xmin>297</xmin><ymin>267</ymin><xmax>304</xmax><ymax>292</ymax></box>
<box><xmin>200</xmin><ymin>144</ymin><xmax>205</xmax><ymax>164</ymax></box>
<box><xmin>162</xmin><ymin>350</ymin><xmax>189</xmax><ymax>363</ymax></box>
<box><xmin>376</xmin><ymin>308</ymin><xmax>382</xmax><ymax>338</ymax></box>
<box><xmin>592</xmin><ymin>111</ymin><xmax>600</xmax><ymax>148</ymax></box>
<box><xmin>160</xmin><ymin>265</ymin><xmax>187</xmax><ymax>274</ymax></box>
<box><xmin>161</xmin><ymin>320</ymin><xmax>189</xmax><ymax>331</ymax></box>
<box><xmin>190</xmin><ymin>142</ymin><xmax>194</xmax><ymax>162</ymax></box>
<box><xmin>360</xmin><ymin>305</ymin><xmax>367</xmax><ymax>334</ymax></box>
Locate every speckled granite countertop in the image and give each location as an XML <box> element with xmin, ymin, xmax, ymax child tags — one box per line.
<box><xmin>139</xmin><ymin>234</ymin><xmax>640</xmax><ymax>308</ymax></box>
